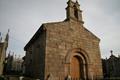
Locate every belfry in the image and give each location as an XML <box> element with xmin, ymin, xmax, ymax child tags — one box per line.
<box><xmin>66</xmin><ymin>0</ymin><xmax>84</xmax><ymax>23</ymax></box>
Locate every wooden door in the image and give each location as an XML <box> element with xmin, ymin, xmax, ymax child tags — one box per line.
<box><xmin>70</xmin><ymin>56</ymin><xmax>80</xmax><ymax>80</ymax></box>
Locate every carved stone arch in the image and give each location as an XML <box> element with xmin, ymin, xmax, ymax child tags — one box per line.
<box><xmin>70</xmin><ymin>53</ymin><xmax>86</xmax><ymax>64</ymax></box>
<box><xmin>65</xmin><ymin>48</ymin><xmax>90</xmax><ymax>64</ymax></box>
<box><xmin>65</xmin><ymin>48</ymin><xmax>90</xmax><ymax>79</ymax></box>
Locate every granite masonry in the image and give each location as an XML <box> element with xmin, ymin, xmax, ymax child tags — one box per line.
<box><xmin>24</xmin><ymin>0</ymin><xmax>103</xmax><ymax>80</ymax></box>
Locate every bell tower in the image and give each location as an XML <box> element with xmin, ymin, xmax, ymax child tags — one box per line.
<box><xmin>66</xmin><ymin>0</ymin><xmax>84</xmax><ymax>23</ymax></box>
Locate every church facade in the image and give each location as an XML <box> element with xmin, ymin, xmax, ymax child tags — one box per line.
<box><xmin>0</xmin><ymin>31</ymin><xmax>9</xmax><ymax>75</ymax></box>
<box><xmin>24</xmin><ymin>0</ymin><xmax>103</xmax><ymax>80</ymax></box>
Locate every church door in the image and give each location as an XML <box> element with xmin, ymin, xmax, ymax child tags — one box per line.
<box><xmin>70</xmin><ymin>56</ymin><xmax>84</xmax><ymax>80</ymax></box>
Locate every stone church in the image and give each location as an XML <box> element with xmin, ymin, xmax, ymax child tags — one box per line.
<box><xmin>24</xmin><ymin>0</ymin><xmax>103</xmax><ymax>80</ymax></box>
<box><xmin>0</xmin><ymin>31</ymin><xmax>9</xmax><ymax>75</ymax></box>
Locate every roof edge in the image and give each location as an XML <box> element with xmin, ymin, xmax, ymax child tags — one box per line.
<box><xmin>24</xmin><ymin>24</ymin><xmax>45</xmax><ymax>51</ymax></box>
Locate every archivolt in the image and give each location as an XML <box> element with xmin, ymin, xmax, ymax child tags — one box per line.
<box><xmin>65</xmin><ymin>48</ymin><xmax>90</xmax><ymax>64</ymax></box>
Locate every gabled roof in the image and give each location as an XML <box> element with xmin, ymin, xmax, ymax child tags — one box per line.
<box><xmin>24</xmin><ymin>19</ymin><xmax>100</xmax><ymax>51</ymax></box>
<box><xmin>24</xmin><ymin>24</ymin><xmax>45</xmax><ymax>50</ymax></box>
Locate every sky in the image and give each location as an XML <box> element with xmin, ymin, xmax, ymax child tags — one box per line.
<box><xmin>0</xmin><ymin>0</ymin><xmax>120</xmax><ymax>58</ymax></box>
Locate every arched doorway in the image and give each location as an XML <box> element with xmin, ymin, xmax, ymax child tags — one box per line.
<box><xmin>70</xmin><ymin>56</ymin><xmax>84</xmax><ymax>80</ymax></box>
<box><xmin>65</xmin><ymin>48</ymin><xmax>90</xmax><ymax>79</ymax></box>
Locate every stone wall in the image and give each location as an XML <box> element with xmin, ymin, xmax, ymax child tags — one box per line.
<box><xmin>25</xmin><ymin>27</ymin><xmax>46</xmax><ymax>80</ymax></box>
<box><xmin>24</xmin><ymin>19</ymin><xmax>103</xmax><ymax>80</ymax></box>
<box><xmin>44</xmin><ymin>19</ymin><xmax>103</xmax><ymax>79</ymax></box>
<box><xmin>32</xmin><ymin>29</ymin><xmax>46</xmax><ymax>79</ymax></box>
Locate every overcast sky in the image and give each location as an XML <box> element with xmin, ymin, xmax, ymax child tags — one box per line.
<box><xmin>0</xmin><ymin>0</ymin><xmax>120</xmax><ymax>58</ymax></box>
